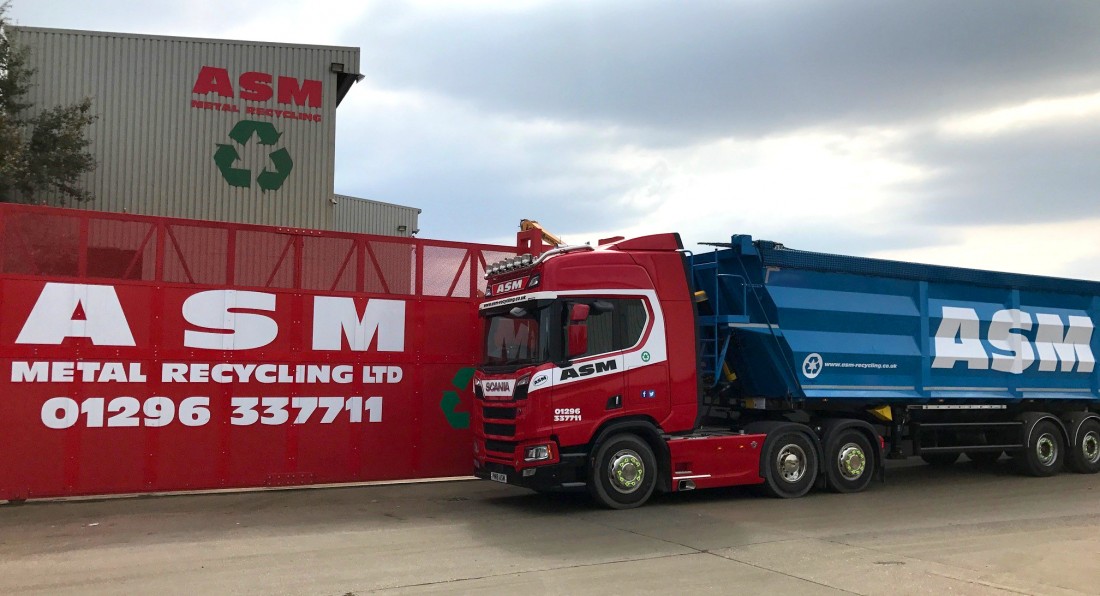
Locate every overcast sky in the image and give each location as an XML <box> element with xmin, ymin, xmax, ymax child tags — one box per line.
<box><xmin>10</xmin><ymin>0</ymin><xmax>1100</xmax><ymax>279</ymax></box>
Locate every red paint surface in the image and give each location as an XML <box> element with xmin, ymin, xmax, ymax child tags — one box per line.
<box><xmin>0</xmin><ymin>204</ymin><xmax>514</xmax><ymax>500</ymax></box>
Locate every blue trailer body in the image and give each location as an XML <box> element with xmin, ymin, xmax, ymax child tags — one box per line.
<box><xmin>691</xmin><ymin>235</ymin><xmax>1100</xmax><ymax>405</ymax></box>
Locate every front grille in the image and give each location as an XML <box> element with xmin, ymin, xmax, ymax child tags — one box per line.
<box><xmin>485</xmin><ymin>439</ymin><xmax>517</xmax><ymax>455</ymax></box>
<box><xmin>483</xmin><ymin>422</ymin><xmax>516</xmax><ymax>436</ymax></box>
<box><xmin>482</xmin><ymin>406</ymin><xmax>517</xmax><ymax>420</ymax></box>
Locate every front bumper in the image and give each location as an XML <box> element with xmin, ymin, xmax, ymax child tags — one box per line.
<box><xmin>474</xmin><ymin>456</ymin><xmax>587</xmax><ymax>492</ymax></box>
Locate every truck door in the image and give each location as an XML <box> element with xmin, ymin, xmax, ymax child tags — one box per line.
<box><xmin>550</xmin><ymin>300</ymin><xmax>625</xmax><ymax>447</ymax></box>
<box><xmin>621</xmin><ymin>297</ymin><xmax>671</xmax><ymax>422</ymax></box>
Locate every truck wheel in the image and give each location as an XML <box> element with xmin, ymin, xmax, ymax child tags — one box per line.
<box><xmin>1067</xmin><ymin>420</ymin><xmax>1100</xmax><ymax>474</ymax></box>
<box><xmin>825</xmin><ymin>430</ymin><xmax>874</xmax><ymax>493</ymax></box>
<box><xmin>1016</xmin><ymin>420</ymin><xmax>1064</xmax><ymax>477</ymax></box>
<box><xmin>966</xmin><ymin>451</ymin><xmax>1002</xmax><ymax>466</ymax></box>
<box><xmin>920</xmin><ymin>453</ymin><xmax>958</xmax><ymax>466</ymax></box>
<box><xmin>760</xmin><ymin>431</ymin><xmax>818</xmax><ymax>498</ymax></box>
<box><xmin>589</xmin><ymin>434</ymin><xmax>657</xmax><ymax>509</ymax></box>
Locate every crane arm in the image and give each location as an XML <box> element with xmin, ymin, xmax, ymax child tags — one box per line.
<box><xmin>519</xmin><ymin>219</ymin><xmax>564</xmax><ymax>248</ymax></box>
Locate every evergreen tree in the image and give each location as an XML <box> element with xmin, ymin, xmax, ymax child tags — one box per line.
<box><xmin>0</xmin><ymin>1</ymin><xmax>96</xmax><ymax>204</ymax></box>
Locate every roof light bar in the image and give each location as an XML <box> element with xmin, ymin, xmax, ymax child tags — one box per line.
<box><xmin>483</xmin><ymin>245</ymin><xmax>595</xmax><ymax>279</ymax></box>
<box><xmin>484</xmin><ymin>253</ymin><xmax>535</xmax><ymax>278</ymax></box>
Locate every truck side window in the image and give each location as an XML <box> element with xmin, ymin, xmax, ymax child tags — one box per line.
<box><xmin>617</xmin><ymin>299</ymin><xmax>647</xmax><ymax>350</ymax></box>
<box><xmin>572</xmin><ymin>298</ymin><xmax>648</xmax><ymax>358</ymax></box>
<box><xmin>581</xmin><ymin>305</ymin><xmax>615</xmax><ymax>357</ymax></box>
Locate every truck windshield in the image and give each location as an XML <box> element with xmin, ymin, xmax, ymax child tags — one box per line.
<box><xmin>482</xmin><ymin>305</ymin><xmax>549</xmax><ymax>369</ymax></box>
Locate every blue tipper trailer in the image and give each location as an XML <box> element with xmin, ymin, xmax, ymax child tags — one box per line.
<box><xmin>691</xmin><ymin>234</ymin><xmax>1100</xmax><ymax>477</ymax></box>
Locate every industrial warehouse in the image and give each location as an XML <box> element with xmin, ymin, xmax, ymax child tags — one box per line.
<box><xmin>0</xmin><ymin>25</ymin><xmax>511</xmax><ymax>504</ymax></box>
<box><xmin>10</xmin><ymin>26</ymin><xmax>419</xmax><ymax>236</ymax></box>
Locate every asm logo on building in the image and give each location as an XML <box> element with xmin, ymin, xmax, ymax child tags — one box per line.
<box><xmin>190</xmin><ymin>66</ymin><xmax>322</xmax><ymax>191</ymax></box>
<box><xmin>190</xmin><ymin>66</ymin><xmax>323</xmax><ymax>123</ymax></box>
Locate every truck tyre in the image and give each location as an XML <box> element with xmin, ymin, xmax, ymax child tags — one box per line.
<box><xmin>920</xmin><ymin>453</ymin><xmax>959</xmax><ymax>466</ymax></box>
<box><xmin>760</xmin><ymin>431</ymin><xmax>818</xmax><ymax>499</ymax></box>
<box><xmin>1016</xmin><ymin>420</ymin><xmax>1064</xmax><ymax>477</ymax></box>
<box><xmin>825</xmin><ymin>430</ymin><xmax>874</xmax><ymax>493</ymax></box>
<box><xmin>1067</xmin><ymin>420</ymin><xmax>1100</xmax><ymax>474</ymax></box>
<box><xmin>589</xmin><ymin>434</ymin><xmax>657</xmax><ymax>509</ymax></box>
<box><xmin>965</xmin><ymin>451</ymin><xmax>1002</xmax><ymax>466</ymax></box>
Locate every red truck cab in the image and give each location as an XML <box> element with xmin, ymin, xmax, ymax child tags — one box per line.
<box><xmin>472</xmin><ymin>234</ymin><xmax>765</xmax><ymax>507</ymax></box>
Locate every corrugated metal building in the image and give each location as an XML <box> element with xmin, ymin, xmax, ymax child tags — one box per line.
<box><xmin>334</xmin><ymin>195</ymin><xmax>420</xmax><ymax>236</ymax></box>
<box><xmin>10</xmin><ymin>27</ymin><xmax>419</xmax><ymax>237</ymax></box>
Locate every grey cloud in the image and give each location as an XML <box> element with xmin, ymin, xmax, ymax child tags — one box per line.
<box><xmin>903</xmin><ymin>122</ymin><xmax>1100</xmax><ymax>226</ymax></box>
<box><xmin>334</xmin><ymin>106</ymin><xmax>646</xmax><ymax>242</ymax></box>
<box><xmin>10</xmin><ymin>1</ymin><xmax>253</xmax><ymax>37</ymax></box>
<box><xmin>357</xmin><ymin>1</ymin><xmax>1100</xmax><ymax>140</ymax></box>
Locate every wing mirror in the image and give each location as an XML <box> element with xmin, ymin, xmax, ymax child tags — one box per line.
<box><xmin>567</xmin><ymin>303</ymin><xmax>590</xmax><ymax>358</ymax></box>
<box><xmin>569</xmin><ymin>303</ymin><xmax>590</xmax><ymax>322</ymax></box>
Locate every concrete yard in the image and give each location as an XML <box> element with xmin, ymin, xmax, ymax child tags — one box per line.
<box><xmin>1</xmin><ymin>458</ymin><xmax>1099</xmax><ymax>595</ymax></box>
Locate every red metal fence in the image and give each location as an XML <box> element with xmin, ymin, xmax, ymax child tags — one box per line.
<box><xmin>0</xmin><ymin>204</ymin><xmax>514</xmax><ymax>500</ymax></box>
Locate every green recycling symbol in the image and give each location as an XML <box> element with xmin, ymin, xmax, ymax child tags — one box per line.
<box><xmin>214</xmin><ymin>120</ymin><xmax>294</xmax><ymax>191</ymax></box>
<box><xmin>441</xmin><ymin>367</ymin><xmax>475</xmax><ymax>430</ymax></box>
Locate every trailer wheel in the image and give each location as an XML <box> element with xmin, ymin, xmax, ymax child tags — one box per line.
<box><xmin>920</xmin><ymin>453</ymin><xmax>959</xmax><ymax>466</ymax></box>
<box><xmin>825</xmin><ymin>430</ymin><xmax>874</xmax><ymax>493</ymax></box>
<box><xmin>589</xmin><ymin>434</ymin><xmax>657</xmax><ymax>509</ymax></box>
<box><xmin>1016</xmin><ymin>420</ymin><xmax>1064</xmax><ymax>477</ymax></box>
<box><xmin>965</xmin><ymin>451</ymin><xmax>1002</xmax><ymax>466</ymax></box>
<box><xmin>1067</xmin><ymin>420</ymin><xmax>1100</xmax><ymax>474</ymax></box>
<box><xmin>760</xmin><ymin>431</ymin><xmax>818</xmax><ymax>499</ymax></box>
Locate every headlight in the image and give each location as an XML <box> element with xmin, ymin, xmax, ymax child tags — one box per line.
<box><xmin>524</xmin><ymin>444</ymin><xmax>551</xmax><ymax>462</ymax></box>
<box><xmin>514</xmin><ymin>374</ymin><xmax>531</xmax><ymax>400</ymax></box>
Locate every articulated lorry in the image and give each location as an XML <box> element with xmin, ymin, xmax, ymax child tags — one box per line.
<box><xmin>471</xmin><ymin>232</ymin><xmax>1100</xmax><ymax>508</ymax></box>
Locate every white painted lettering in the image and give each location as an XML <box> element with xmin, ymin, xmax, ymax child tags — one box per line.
<box><xmin>51</xmin><ymin>361</ymin><xmax>75</xmax><ymax>382</ymax></box>
<box><xmin>932</xmin><ymin>307</ymin><xmax>989</xmax><ymax>370</ymax></box>
<box><xmin>933</xmin><ymin>306</ymin><xmax>1096</xmax><ymax>374</ymax></box>
<box><xmin>1035</xmin><ymin>314</ymin><xmax>1096</xmax><ymax>373</ymax></box>
<box><xmin>333</xmin><ymin>365</ymin><xmax>354</xmax><ymax>383</ymax></box>
<box><xmin>182</xmin><ymin>290</ymin><xmax>278</xmax><ymax>350</ymax></box>
<box><xmin>988</xmin><ymin>309</ymin><xmax>1034</xmax><ymax>374</ymax></box>
<box><xmin>312</xmin><ymin>297</ymin><xmax>405</xmax><ymax>352</ymax></box>
<box><xmin>11</xmin><ymin>361</ymin><xmax>48</xmax><ymax>382</ymax></box>
<box><xmin>16</xmin><ymin>283</ymin><xmax>136</xmax><ymax>346</ymax></box>
<box><xmin>163</xmin><ymin>363</ymin><xmax>188</xmax><ymax>382</ymax></box>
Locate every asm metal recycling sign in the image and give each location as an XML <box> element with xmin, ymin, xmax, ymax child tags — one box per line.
<box><xmin>214</xmin><ymin>120</ymin><xmax>294</xmax><ymax>191</ymax></box>
<box><xmin>0</xmin><ymin>204</ymin><xmax>513</xmax><ymax>501</ymax></box>
<box><xmin>0</xmin><ymin>279</ymin><xmax>483</xmax><ymax>500</ymax></box>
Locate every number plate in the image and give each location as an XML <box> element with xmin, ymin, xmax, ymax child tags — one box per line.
<box><xmin>490</xmin><ymin>472</ymin><xmax>508</xmax><ymax>484</ymax></box>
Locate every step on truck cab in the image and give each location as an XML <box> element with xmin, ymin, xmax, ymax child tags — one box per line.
<box><xmin>473</xmin><ymin>232</ymin><xmax>1100</xmax><ymax>509</ymax></box>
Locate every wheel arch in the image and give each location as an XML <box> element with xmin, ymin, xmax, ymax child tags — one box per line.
<box><xmin>741</xmin><ymin>420</ymin><xmax>823</xmax><ymax>482</ymax></box>
<box><xmin>815</xmin><ymin>418</ymin><xmax>884</xmax><ymax>481</ymax></box>
<box><xmin>1019</xmin><ymin>411</ymin><xmax>1069</xmax><ymax>449</ymax></box>
<box><xmin>1061</xmin><ymin>412</ymin><xmax>1100</xmax><ymax>446</ymax></box>
<box><xmin>589</xmin><ymin>416</ymin><xmax>670</xmax><ymax>492</ymax></box>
